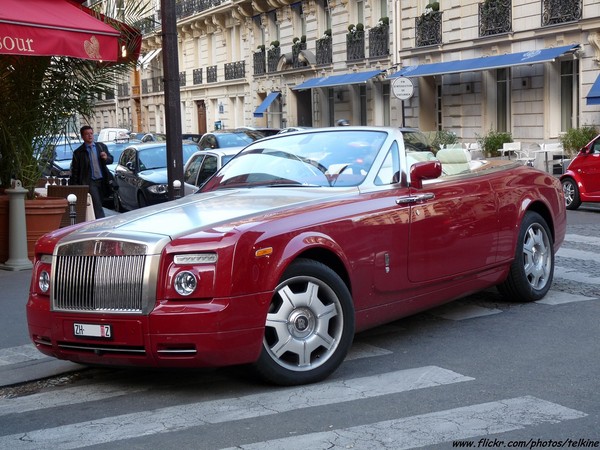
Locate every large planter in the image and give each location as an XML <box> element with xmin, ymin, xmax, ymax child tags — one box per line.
<box><xmin>24</xmin><ymin>197</ymin><xmax>68</xmax><ymax>260</ymax></box>
<box><xmin>0</xmin><ymin>194</ymin><xmax>68</xmax><ymax>263</ymax></box>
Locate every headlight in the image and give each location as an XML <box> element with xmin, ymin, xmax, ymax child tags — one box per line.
<box><xmin>174</xmin><ymin>271</ymin><xmax>197</xmax><ymax>296</ymax></box>
<box><xmin>147</xmin><ymin>184</ymin><xmax>168</xmax><ymax>194</ymax></box>
<box><xmin>38</xmin><ymin>270</ymin><xmax>50</xmax><ymax>293</ymax></box>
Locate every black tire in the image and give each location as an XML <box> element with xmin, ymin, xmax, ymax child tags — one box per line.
<box><xmin>137</xmin><ymin>192</ymin><xmax>148</xmax><ymax>209</ymax></box>
<box><xmin>113</xmin><ymin>191</ymin><xmax>124</xmax><ymax>212</ymax></box>
<box><xmin>253</xmin><ymin>258</ymin><xmax>355</xmax><ymax>386</ymax></box>
<box><xmin>561</xmin><ymin>178</ymin><xmax>581</xmax><ymax>210</ymax></box>
<box><xmin>497</xmin><ymin>211</ymin><xmax>554</xmax><ymax>302</ymax></box>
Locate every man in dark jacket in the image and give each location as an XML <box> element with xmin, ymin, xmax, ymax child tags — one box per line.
<box><xmin>70</xmin><ymin>125</ymin><xmax>114</xmax><ymax>219</ymax></box>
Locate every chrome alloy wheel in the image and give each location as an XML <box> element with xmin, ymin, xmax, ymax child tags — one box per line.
<box><xmin>521</xmin><ymin>222</ymin><xmax>552</xmax><ymax>291</ymax></box>
<box><xmin>264</xmin><ymin>275</ymin><xmax>343</xmax><ymax>372</ymax></box>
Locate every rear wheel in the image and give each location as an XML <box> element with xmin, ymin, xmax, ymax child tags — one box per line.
<box><xmin>561</xmin><ymin>178</ymin><xmax>581</xmax><ymax>210</ymax></box>
<box><xmin>498</xmin><ymin>211</ymin><xmax>554</xmax><ymax>302</ymax></box>
<box><xmin>253</xmin><ymin>259</ymin><xmax>354</xmax><ymax>386</ymax></box>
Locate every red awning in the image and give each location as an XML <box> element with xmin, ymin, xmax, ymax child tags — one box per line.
<box><xmin>0</xmin><ymin>0</ymin><xmax>122</xmax><ymax>61</ymax></box>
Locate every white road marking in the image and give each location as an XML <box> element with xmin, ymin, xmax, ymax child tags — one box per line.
<box><xmin>556</xmin><ymin>247</ymin><xmax>600</xmax><ymax>262</ymax></box>
<box><xmin>0</xmin><ymin>366</ymin><xmax>473</xmax><ymax>449</ymax></box>
<box><xmin>564</xmin><ymin>234</ymin><xmax>600</xmax><ymax>246</ymax></box>
<box><xmin>429</xmin><ymin>303</ymin><xmax>502</xmax><ymax>321</ymax></box>
<box><xmin>345</xmin><ymin>342</ymin><xmax>393</xmax><ymax>360</ymax></box>
<box><xmin>222</xmin><ymin>396</ymin><xmax>586</xmax><ymax>450</ymax></box>
<box><xmin>554</xmin><ymin>265</ymin><xmax>600</xmax><ymax>285</ymax></box>
<box><xmin>536</xmin><ymin>290</ymin><xmax>598</xmax><ymax>305</ymax></box>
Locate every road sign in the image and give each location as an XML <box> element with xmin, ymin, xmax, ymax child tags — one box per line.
<box><xmin>392</xmin><ymin>77</ymin><xmax>414</xmax><ymax>100</ymax></box>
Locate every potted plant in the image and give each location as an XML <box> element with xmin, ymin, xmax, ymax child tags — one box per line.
<box><xmin>476</xmin><ymin>130</ymin><xmax>513</xmax><ymax>158</ymax></box>
<box><xmin>0</xmin><ymin>2</ymin><xmax>146</xmax><ymax>262</ymax></box>
<box><xmin>559</xmin><ymin>126</ymin><xmax>599</xmax><ymax>157</ymax></box>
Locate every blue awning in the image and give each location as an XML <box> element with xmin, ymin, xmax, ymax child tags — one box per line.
<box><xmin>586</xmin><ymin>75</ymin><xmax>600</xmax><ymax>105</ymax></box>
<box><xmin>254</xmin><ymin>92</ymin><xmax>281</xmax><ymax>118</ymax></box>
<box><xmin>388</xmin><ymin>44</ymin><xmax>580</xmax><ymax>78</ymax></box>
<box><xmin>292</xmin><ymin>69</ymin><xmax>384</xmax><ymax>90</ymax></box>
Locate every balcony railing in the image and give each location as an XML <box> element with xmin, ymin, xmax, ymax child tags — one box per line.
<box><xmin>542</xmin><ymin>0</ymin><xmax>582</xmax><ymax>26</ymax></box>
<box><xmin>369</xmin><ymin>25</ymin><xmax>389</xmax><ymax>58</ymax></box>
<box><xmin>254</xmin><ymin>51</ymin><xmax>266</xmax><ymax>75</ymax></box>
<box><xmin>316</xmin><ymin>37</ymin><xmax>332</xmax><ymax>65</ymax></box>
<box><xmin>479</xmin><ymin>0</ymin><xmax>512</xmax><ymax>36</ymax></box>
<box><xmin>179</xmin><ymin>71</ymin><xmax>187</xmax><ymax>87</ymax></box>
<box><xmin>193</xmin><ymin>68</ymin><xmax>203</xmax><ymax>85</ymax></box>
<box><xmin>175</xmin><ymin>0</ymin><xmax>224</xmax><ymax>21</ymax></box>
<box><xmin>292</xmin><ymin>42</ymin><xmax>308</xmax><ymax>68</ymax></box>
<box><xmin>415</xmin><ymin>11</ymin><xmax>442</xmax><ymax>47</ymax></box>
<box><xmin>267</xmin><ymin>47</ymin><xmax>280</xmax><ymax>73</ymax></box>
<box><xmin>347</xmin><ymin>30</ymin><xmax>365</xmax><ymax>61</ymax></box>
<box><xmin>224</xmin><ymin>61</ymin><xmax>245</xmax><ymax>80</ymax></box>
<box><xmin>207</xmin><ymin>65</ymin><xmax>217</xmax><ymax>83</ymax></box>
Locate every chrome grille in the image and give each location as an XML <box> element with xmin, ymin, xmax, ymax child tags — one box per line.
<box><xmin>52</xmin><ymin>240</ymin><xmax>147</xmax><ymax>313</ymax></box>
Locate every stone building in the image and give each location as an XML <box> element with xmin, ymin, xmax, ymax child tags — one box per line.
<box><xmin>91</xmin><ymin>0</ymin><xmax>600</xmax><ymax>145</ymax></box>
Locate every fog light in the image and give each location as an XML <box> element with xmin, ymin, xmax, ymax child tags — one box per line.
<box><xmin>38</xmin><ymin>270</ymin><xmax>50</xmax><ymax>293</ymax></box>
<box><xmin>174</xmin><ymin>271</ymin><xmax>197</xmax><ymax>296</ymax></box>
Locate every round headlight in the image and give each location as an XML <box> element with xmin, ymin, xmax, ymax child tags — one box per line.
<box><xmin>38</xmin><ymin>270</ymin><xmax>50</xmax><ymax>293</ymax></box>
<box><xmin>174</xmin><ymin>271</ymin><xmax>197</xmax><ymax>296</ymax></box>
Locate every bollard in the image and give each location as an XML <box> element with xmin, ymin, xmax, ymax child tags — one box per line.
<box><xmin>67</xmin><ymin>194</ymin><xmax>77</xmax><ymax>226</ymax></box>
<box><xmin>173</xmin><ymin>179</ymin><xmax>182</xmax><ymax>199</ymax></box>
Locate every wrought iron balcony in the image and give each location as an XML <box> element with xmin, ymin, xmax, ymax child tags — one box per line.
<box><xmin>207</xmin><ymin>65</ymin><xmax>217</xmax><ymax>83</ymax></box>
<box><xmin>347</xmin><ymin>30</ymin><xmax>365</xmax><ymax>61</ymax></box>
<box><xmin>292</xmin><ymin>42</ymin><xmax>308</xmax><ymax>68</ymax></box>
<box><xmin>268</xmin><ymin>47</ymin><xmax>280</xmax><ymax>73</ymax></box>
<box><xmin>415</xmin><ymin>11</ymin><xmax>442</xmax><ymax>47</ymax></box>
<box><xmin>254</xmin><ymin>51</ymin><xmax>266</xmax><ymax>75</ymax></box>
<box><xmin>479</xmin><ymin>0</ymin><xmax>512</xmax><ymax>36</ymax></box>
<box><xmin>193</xmin><ymin>68</ymin><xmax>203</xmax><ymax>85</ymax></box>
<box><xmin>316</xmin><ymin>37</ymin><xmax>332</xmax><ymax>65</ymax></box>
<box><xmin>224</xmin><ymin>61</ymin><xmax>245</xmax><ymax>80</ymax></box>
<box><xmin>175</xmin><ymin>0</ymin><xmax>224</xmax><ymax>21</ymax></box>
<box><xmin>369</xmin><ymin>25</ymin><xmax>389</xmax><ymax>58</ymax></box>
<box><xmin>141</xmin><ymin>76</ymin><xmax>163</xmax><ymax>93</ymax></box>
<box><xmin>542</xmin><ymin>0</ymin><xmax>582</xmax><ymax>26</ymax></box>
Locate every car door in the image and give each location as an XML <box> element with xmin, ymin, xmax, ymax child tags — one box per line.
<box><xmin>578</xmin><ymin>138</ymin><xmax>600</xmax><ymax>196</ymax></box>
<box><xmin>183</xmin><ymin>153</ymin><xmax>205</xmax><ymax>195</ymax></box>
<box><xmin>114</xmin><ymin>147</ymin><xmax>138</xmax><ymax>209</ymax></box>
<box><xmin>406</xmin><ymin>173</ymin><xmax>499</xmax><ymax>284</ymax></box>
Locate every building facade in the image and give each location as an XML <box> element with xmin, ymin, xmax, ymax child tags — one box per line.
<box><xmin>91</xmin><ymin>0</ymin><xmax>600</xmax><ymax>146</ymax></box>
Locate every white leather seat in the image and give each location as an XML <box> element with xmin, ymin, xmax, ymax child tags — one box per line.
<box><xmin>436</xmin><ymin>147</ymin><xmax>471</xmax><ymax>175</ymax></box>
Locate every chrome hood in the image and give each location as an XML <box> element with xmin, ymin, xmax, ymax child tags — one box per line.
<box><xmin>58</xmin><ymin>187</ymin><xmax>355</xmax><ymax>252</ymax></box>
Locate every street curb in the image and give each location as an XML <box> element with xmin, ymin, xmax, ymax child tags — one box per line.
<box><xmin>0</xmin><ymin>358</ymin><xmax>82</xmax><ymax>388</ymax></box>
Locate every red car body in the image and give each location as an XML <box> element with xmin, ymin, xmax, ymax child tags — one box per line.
<box><xmin>26</xmin><ymin>127</ymin><xmax>566</xmax><ymax>385</ymax></box>
<box><xmin>560</xmin><ymin>134</ymin><xmax>600</xmax><ymax>209</ymax></box>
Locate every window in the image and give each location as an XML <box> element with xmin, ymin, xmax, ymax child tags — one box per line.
<box><xmin>561</xmin><ymin>60</ymin><xmax>579</xmax><ymax>131</ymax></box>
<box><xmin>496</xmin><ymin>68</ymin><xmax>509</xmax><ymax>132</ymax></box>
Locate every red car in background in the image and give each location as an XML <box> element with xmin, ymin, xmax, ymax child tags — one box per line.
<box><xmin>561</xmin><ymin>135</ymin><xmax>600</xmax><ymax>210</ymax></box>
<box><xmin>26</xmin><ymin>127</ymin><xmax>566</xmax><ymax>386</ymax></box>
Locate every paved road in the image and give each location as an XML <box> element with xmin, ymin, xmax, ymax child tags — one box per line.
<box><xmin>0</xmin><ymin>208</ymin><xmax>598</xmax><ymax>449</ymax></box>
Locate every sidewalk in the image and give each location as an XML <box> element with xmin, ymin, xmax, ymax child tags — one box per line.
<box><xmin>0</xmin><ymin>268</ymin><xmax>82</xmax><ymax>388</ymax></box>
<box><xmin>0</xmin><ymin>205</ymin><xmax>118</xmax><ymax>388</ymax></box>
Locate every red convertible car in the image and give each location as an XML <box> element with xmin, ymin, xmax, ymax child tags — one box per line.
<box><xmin>560</xmin><ymin>134</ymin><xmax>600</xmax><ymax>209</ymax></box>
<box><xmin>26</xmin><ymin>127</ymin><xmax>566</xmax><ymax>385</ymax></box>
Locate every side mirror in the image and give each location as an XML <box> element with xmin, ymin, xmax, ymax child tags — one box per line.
<box><xmin>410</xmin><ymin>160</ymin><xmax>442</xmax><ymax>189</ymax></box>
<box><xmin>125</xmin><ymin>161</ymin><xmax>136</xmax><ymax>172</ymax></box>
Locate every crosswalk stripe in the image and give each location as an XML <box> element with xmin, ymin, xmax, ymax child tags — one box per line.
<box><xmin>555</xmin><ymin>265</ymin><xmax>600</xmax><ymax>285</ymax></box>
<box><xmin>536</xmin><ymin>289</ymin><xmax>598</xmax><ymax>305</ymax></box>
<box><xmin>564</xmin><ymin>234</ymin><xmax>600</xmax><ymax>246</ymax></box>
<box><xmin>221</xmin><ymin>396</ymin><xmax>586</xmax><ymax>450</ymax></box>
<box><xmin>556</xmin><ymin>247</ymin><xmax>600</xmax><ymax>262</ymax></box>
<box><xmin>0</xmin><ymin>366</ymin><xmax>473</xmax><ymax>449</ymax></box>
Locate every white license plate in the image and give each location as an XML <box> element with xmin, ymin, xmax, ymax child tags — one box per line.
<box><xmin>74</xmin><ymin>323</ymin><xmax>111</xmax><ymax>338</ymax></box>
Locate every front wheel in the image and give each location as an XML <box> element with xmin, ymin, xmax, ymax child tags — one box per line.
<box><xmin>253</xmin><ymin>259</ymin><xmax>355</xmax><ymax>386</ymax></box>
<box><xmin>497</xmin><ymin>211</ymin><xmax>554</xmax><ymax>302</ymax></box>
<box><xmin>561</xmin><ymin>178</ymin><xmax>581</xmax><ymax>210</ymax></box>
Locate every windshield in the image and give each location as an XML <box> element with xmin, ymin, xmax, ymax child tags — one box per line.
<box><xmin>138</xmin><ymin>144</ymin><xmax>199</xmax><ymax>171</ymax></box>
<box><xmin>203</xmin><ymin>130</ymin><xmax>387</xmax><ymax>190</ymax></box>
